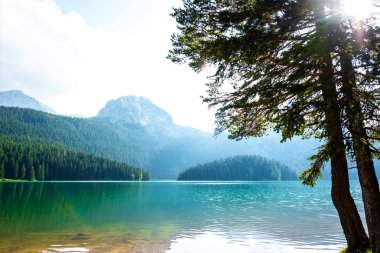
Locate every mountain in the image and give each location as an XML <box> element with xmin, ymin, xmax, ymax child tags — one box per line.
<box><xmin>177</xmin><ymin>155</ymin><xmax>298</xmax><ymax>181</ymax></box>
<box><xmin>95</xmin><ymin>96</ymin><xmax>321</xmax><ymax>174</ymax></box>
<box><xmin>0</xmin><ymin>105</ymin><xmax>316</xmax><ymax>179</ymax></box>
<box><xmin>97</xmin><ymin>96</ymin><xmax>173</xmax><ymax>125</ymax></box>
<box><xmin>0</xmin><ymin>90</ymin><xmax>55</xmax><ymax>114</ymax></box>
<box><xmin>1</xmin><ymin>91</ymin><xmax>377</xmax><ymax>180</ymax></box>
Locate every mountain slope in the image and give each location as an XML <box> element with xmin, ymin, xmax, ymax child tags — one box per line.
<box><xmin>3</xmin><ymin>93</ymin><xmax>375</xmax><ymax>180</ymax></box>
<box><xmin>97</xmin><ymin>96</ymin><xmax>173</xmax><ymax>125</ymax></box>
<box><xmin>94</xmin><ymin>96</ymin><xmax>321</xmax><ymax>176</ymax></box>
<box><xmin>0</xmin><ymin>105</ymin><xmax>316</xmax><ymax>179</ymax></box>
<box><xmin>0</xmin><ymin>90</ymin><xmax>55</xmax><ymax>114</ymax></box>
<box><xmin>0</xmin><ymin>106</ymin><xmax>152</xmax><ymax>167</ymax></box>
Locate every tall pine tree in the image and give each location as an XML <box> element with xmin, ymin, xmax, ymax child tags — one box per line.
<box><xmin>169</xmin><ymin>0</ymin><xmax>379</xmax><ymax>251</ymax></box>
<box><xmin>333</xmin><ymin>14</ymin><xmax>380</xmax><ymax>251</ymax></box>
<box><xmin>20</xmin><ymin>164</ymin><xmax>26</xmax><ymax>180</ymax></box>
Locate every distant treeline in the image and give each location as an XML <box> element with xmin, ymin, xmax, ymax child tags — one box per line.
<box><xmin>177</xmin><ymin>155</ymin><xmax>297</xmax><ymax>181</ymax></box>
<box><xmin>0</xmin><ymin>138</ymin><xmax>150</xmax><ymax>181</ymax></box>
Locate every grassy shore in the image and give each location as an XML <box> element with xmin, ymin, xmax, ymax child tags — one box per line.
<box><xmin>0</xmin><ymin>178</ymin><xmax>28</xmax><ymax>182</ymax></box>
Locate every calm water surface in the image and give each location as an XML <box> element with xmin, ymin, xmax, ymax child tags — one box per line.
<box><xmin>0</xmin><ymin>181</ymin><xmax>365</xmax><ymax>253</ymax></box>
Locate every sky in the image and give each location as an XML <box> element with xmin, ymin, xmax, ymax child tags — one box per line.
<box><xmin>0</xmin><ymin>0</ymin><xmax>215</xmax><ymax>132</ymax></box>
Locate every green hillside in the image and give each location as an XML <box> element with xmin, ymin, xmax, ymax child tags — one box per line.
<box><xmin>0</xmin><ymin>106</ymin><xmax>152</xmax><ymax>165</ymax></box>
<box><xmin>0</xmin><ymin>106</ymin><xmax>312</xmax><ymax>178</ymax></box>
<box><xmin>177</xmin><ymin>155</ymin><xmax>297</xmax><ymax>181</ymax></box>
<box><xmin>0</xmin><ymin>106</ymin><xmax>219</xmax><ymax>179</ymax></box>
<box><xmin>0</xmin><ymin>137</ymin><xmax>149</xmax><ymax>181</ymax></box>
<box><xmin>0</xmin><ymin>106</ymin><xmax>322</xmax><ymax>179</ymax></box>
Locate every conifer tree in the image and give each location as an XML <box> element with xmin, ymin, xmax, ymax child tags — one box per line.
<box><xmin>14</xmin><ymin>162</ymin><xmax>19</xmax><ymax>179</ymax></box>
<box><xmin>0</xmin><ymin>138</ymin><xmax>150</xmax><ymax>181</ymax></box>
<box><xmin>335</xmin><ymin>14</ymin><xmax>380</xmax><ymax>252</ymax></box>
<box><xmin>37</xmin><ymin>164</ymin><xmax>45</xmax><ymax>181</ymax></box>
<box><xmin>0</xmin><ymin>161</ymin><xmax>5</xmax><ymax>179</ymax></box>
<box><xmin>28</xmin><ymin>166</ymin><xmax>35</xmax><ymax>181</ymax></box>
<box><xmin>20</xmin><ymin>164</ymin><xmax>26</xmax><ymax>180</ymax></box>
<box><xmin>169</xmin><ymin>0</ymin><xmax>379</xmax><ymax>251</ymax></box>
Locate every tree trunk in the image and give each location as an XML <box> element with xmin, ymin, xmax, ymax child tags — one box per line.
<box><xmin>320</xmin><ymin>54</ymin><xmax>370</xmax><ymax>251</ymax></box>
<box><xmin>340</xmin><ymin>53</ymin><xmax>380</xmax><ymax>253</ymax></box>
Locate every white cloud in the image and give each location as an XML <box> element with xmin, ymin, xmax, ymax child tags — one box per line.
<box><xmin>1</xmin><ymin>0</ymin><xmax>128</xmax><ymax>112</ymax></box>
<box><xmin>0</xmin><ymin>0</ymin><xmax>215</xmax><ymax>132</ymax></box>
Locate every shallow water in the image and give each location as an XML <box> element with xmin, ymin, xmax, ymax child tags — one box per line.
<box><xmin>0</xmin><ymin>181</ymin><xmax>365</xmax><ymax>252</ymax></box>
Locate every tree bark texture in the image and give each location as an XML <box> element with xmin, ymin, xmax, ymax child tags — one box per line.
<box><xmin>320</xmin><ymin>54</ymin><xmax>370</xmax><ymax>251</ymax></box>
<box><xmin>340</xmin><ymin>53</ymin><xmax>380</xmax><ymax>253</ymax></box>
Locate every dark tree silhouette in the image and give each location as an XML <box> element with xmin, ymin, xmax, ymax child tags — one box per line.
<box><xmin>169</xmin><ymin>0</ymin><xmax>380</xmax><ymax>251</ymax></box>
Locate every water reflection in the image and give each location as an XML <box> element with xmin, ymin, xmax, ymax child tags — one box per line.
<box><xmin>167</xmin><ymin>232</ymin><xmax>344</xmax><ymax>253</ymax></box>
<box><xmin>0</xmin><ymin>181</ymin><xmax>362</xmax><ymax>252</ymax></box>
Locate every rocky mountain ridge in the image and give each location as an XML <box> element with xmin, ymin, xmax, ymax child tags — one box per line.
<box><xmin>0</xmin><ymin>90</ymin><xmax>55</xmax><ymax>114</ymax></box>
<box><xmin>97</xmin><ymin>96</ymin><xmax>173</xmax><ymax>126</ymax></box>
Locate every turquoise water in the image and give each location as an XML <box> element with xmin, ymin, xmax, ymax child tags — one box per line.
<box><xmin>0</xmin><ymin>181</ymin><xmax>365</xmax><ymax>252</ymax></box>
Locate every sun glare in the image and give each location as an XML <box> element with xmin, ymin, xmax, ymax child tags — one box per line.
<box><xmin>341</xmin><ymin>0</ymin><xmax>378</xmax><ymax>20</ymax></box>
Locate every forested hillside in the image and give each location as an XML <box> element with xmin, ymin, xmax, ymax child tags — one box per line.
<box><xmin>2</xmin><ymin>104</ymin><xmax>378</xmax><ymax>180</ymax></box>
<box><xmin>0</xmin><ymin>137</ymin><xmax>149</xmax><ymax>181</ymax></box>
<box><xmin>177</xmin><ymin>155</ymin><xmax>297</xmax><ymax>181</ymax></box>
<box><xmin>0</xmin><ymin>106</ymin><xmax>319</xmax><ymax>179</ymax></box>
<box><xmin>0</xmin><ymin>106</ymin><xmax>151</xmax><ymax>165</ymax></box>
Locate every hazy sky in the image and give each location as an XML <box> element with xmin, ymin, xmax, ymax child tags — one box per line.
<box><xmin>0</xmin><ymin>0</ymin><xmax>215</xmax><ymax>132</ymax></box>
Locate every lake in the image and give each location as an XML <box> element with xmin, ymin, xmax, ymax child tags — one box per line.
<box><xmin>0</xmin><ymin>181</ymin><xmax>365</xmax><ymax>253</ymax></box>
